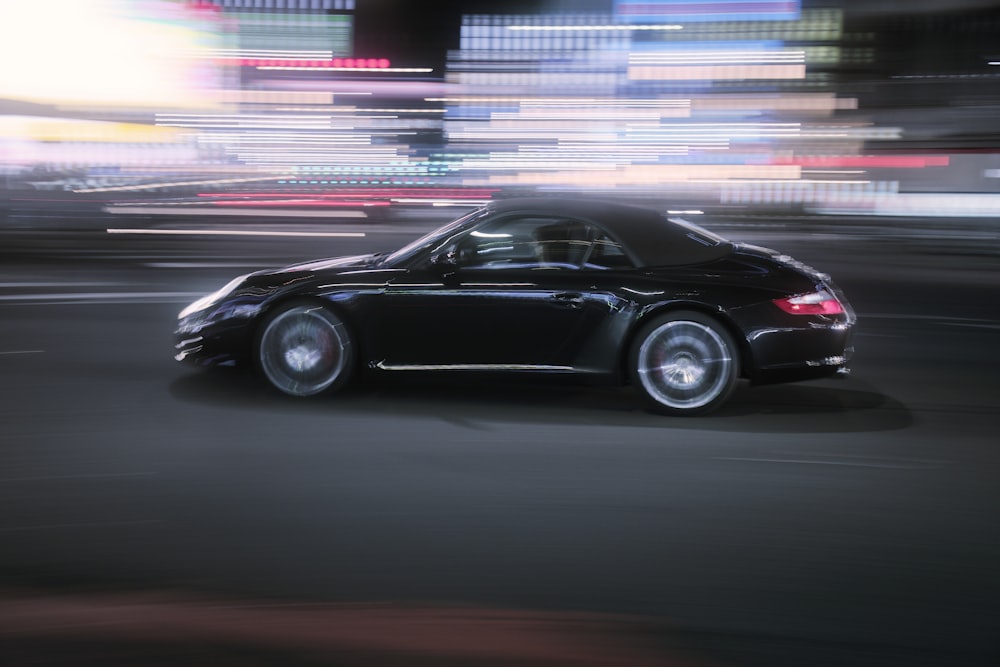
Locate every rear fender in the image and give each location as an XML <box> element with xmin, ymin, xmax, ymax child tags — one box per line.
<box><xmin>619</xmin><ymin>302</ymin><xmax>754</xmax><ymax>382</ymax></box>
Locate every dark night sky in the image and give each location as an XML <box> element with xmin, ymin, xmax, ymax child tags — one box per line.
<box><xmin>353</xmin><ymin>0</ymin><xmax>608</xmax><ymax>69</ymax></box>
<box><xmin>352</xmin><ymin>0</ymin><xmax>1000</xmax><ymax>72</ymax></box>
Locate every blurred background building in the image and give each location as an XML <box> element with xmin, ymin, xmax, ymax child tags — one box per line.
<box><xmin>1</xmin><ymin>0</ymin><xmax>998</xmax><ymax>222</ymax></box>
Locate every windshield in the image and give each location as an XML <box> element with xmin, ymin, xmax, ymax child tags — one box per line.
<box><xmin>382</xmin><ymin>207</ymin><xmax>489</xmax><ymax>266</ymax></box>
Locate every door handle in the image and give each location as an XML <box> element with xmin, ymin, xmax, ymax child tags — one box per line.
<box><xmin>550</xmin><ymin>292</ymin><xmax>584</xmax><ymax>308</ymax></box>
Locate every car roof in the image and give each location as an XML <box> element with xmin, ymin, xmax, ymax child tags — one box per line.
<box><xmin>484</xmin><ymin>197</ymin><xmax>733</xmax><ymax>267</ymax></box>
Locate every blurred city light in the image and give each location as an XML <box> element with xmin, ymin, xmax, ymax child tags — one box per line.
<box><xmin>1</xmin><ymin>0</ymin><xmax>998</xmax><ymax>219</ymax></box>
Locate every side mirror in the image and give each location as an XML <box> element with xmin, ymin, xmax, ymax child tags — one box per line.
<box><xmin>429</xmin><ymin>249</ymin><xmax>458</xmax><ymax>269</ymax></box>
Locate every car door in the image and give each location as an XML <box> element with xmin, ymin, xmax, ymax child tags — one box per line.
<box><xmin>374</xmin><ymin>214</ymin><xmax>620</xmax><ymax>371</ymax></box>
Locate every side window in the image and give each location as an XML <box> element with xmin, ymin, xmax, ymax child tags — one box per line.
<box><xmin>584</xmin><ymin>232</ymin><xmax>633</xmax><ymax>270</ymax></box>
<box><xmin>454</xmin><ymin>216</ymin><xmax>597</xmax><ymax>270</ymax></box>
<box><xmin>531</xmin><ymin>219</ymin><xmax>593</xmax><ymax>267</ymax></box>
<box><xmin>448</xmin><ymin>215</ymin><xmax>632</xmax><ymax>270</ymax></box>
<box><xmin>454</xmin><ymin>216</ymin><xmax>546</xmax><ymax>268</ymax></box>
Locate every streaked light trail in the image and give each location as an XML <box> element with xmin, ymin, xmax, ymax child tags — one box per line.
<box><xmin>106</xmin><ymin>228</ymin><xmax>367</xmax><ymax>237</ymax></box>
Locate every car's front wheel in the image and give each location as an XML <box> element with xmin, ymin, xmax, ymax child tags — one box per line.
<box><xmin>629</xmin><ymin>311</ymin><xmax>739</xmax><ymax>415</ymax></box>
<box><xmin>256</xmin><ymin>302</ymin><xmax>354</xmax><ymax>396</ymax></box>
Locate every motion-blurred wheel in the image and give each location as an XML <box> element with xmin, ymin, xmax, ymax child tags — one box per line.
<box><xmin>630</xmin><ymin>311</ymin><xmax>738</xmax><ymax>415</ymax></box>
<box><xmin>256</xmin><ymin>302</ymin><xmax>354</xmax><ymax>397</ymax></box>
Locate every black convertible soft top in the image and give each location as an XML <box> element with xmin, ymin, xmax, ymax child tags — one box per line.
<box><xmin>484</xmin><ymin>197</ymin><xmax>733</xmax><ymax>268</ymax></box>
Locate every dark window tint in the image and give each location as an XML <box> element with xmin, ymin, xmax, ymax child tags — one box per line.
<box><xmin>455</xmin><ymin>215</ymin><xmax>600</xmax><ymax>270</ymax></box>
<box><xmin>584</xmin><ymin>233</ymin><xmax>632</xmax><ymax>270</ymax></box>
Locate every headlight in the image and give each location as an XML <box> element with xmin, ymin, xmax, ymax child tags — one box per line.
<box><xmin>178</xmin><ymin>274</ymin><xmax>251</xmax><ymax>319</ymax></box>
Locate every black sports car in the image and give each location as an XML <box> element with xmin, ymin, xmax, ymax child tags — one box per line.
<box><xmin>175</xmin><ymin>198</ymin><xmax>855</xmax><ymax>415</ymax></box>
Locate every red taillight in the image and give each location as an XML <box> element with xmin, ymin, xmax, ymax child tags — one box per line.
<box><xmin>773</xmin><ymin>290</ymin><xmax>844</xmax><ymax>315</ymax></box>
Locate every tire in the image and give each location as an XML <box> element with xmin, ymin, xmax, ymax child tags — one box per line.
<box><xmin>629</xmin><ymin>311</ymin><xmax>739</xmax><ymax>415</ymax></box>
<box><xmin>255</xmin><ymin>302</ymin><xmax>354</xmax><ymax>397</ymax></box>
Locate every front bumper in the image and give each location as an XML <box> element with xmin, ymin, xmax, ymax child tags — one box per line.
<box><xmin>174</xmin><ymin>309</ymin><xmax>256</xmax><ymax>367</ymax></box>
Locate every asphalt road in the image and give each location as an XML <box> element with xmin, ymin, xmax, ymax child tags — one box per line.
<box><xmin>1</xmin><ymin>216</ymin><xmax>999</xmax><ymax>666</ymax></box>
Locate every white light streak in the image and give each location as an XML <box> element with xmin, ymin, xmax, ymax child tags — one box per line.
<box><xmin>210</xmin><ymin>48</ymin><xmax>334</xmax><ymax>59</ymax></box>
<box><xmin>630</xmin><ymin>50</ymin><xmax>805</xmax><ymax>65</ymax></box>
<box><xmin>158</xmin><ymin>113</ymin><xmax>336</xmax><ymax>120</ymax></box>
<box><xmin>489</xmin><ymin>111</ymin><xmax>680</xmax><ymax>121</ymax></box>
<box><xmin>507</xmin><ymin>24</ymin><xmax>682</xmax><ymax>31</ymax></box>
<box><xmin>218</xmin><ymin>90</ymin><xmax>336</xmax><ymax>104</ymax></box>
<box><xmin>269</xmin><ymin>107</ymin><xmax>346</xmax><ymax>112</ymax></box>
<box><xmin>205</xmin><ymin>137</ymin><xmax>375</xmax><ymax>145</ymax></box>
<box><xmin>427</xmin><ymin>97</ymin><xmax>690</xmax><ymax>106</ymax></box>
<box><xmin>628</xmin><ymin>64</ymin><xmax>807</xmax><ymax>80</ymax></box>
<box><xmin>470</xmin><ymin>231</ymin><xmax>512</xmax><ymax>239</ymax></box>
<box><xmin>703</xmin><ymin>179</ymin><xmax>872</xmax><ymax>185</ymax></box>
<box><xmin>0</xmin><ymin>293</ymin><xmax>199</xmax><ymax>303</ymax></box>
<box><xmin>197</xmin><ymin>132</ymin><xmax>376</xmax><ymax>140</ymax></box>
<box><xmin>76</xmin><ymin>177</ymin><xmax>285</xmax><ymax>194</ymax></box>
<box><xmin>803</xmin><ymin>170</ymin><xmax>867</xmax><ymax>175</ymax></box>
<box><xmin>107</xmin><ymin>226</ymin><xmax>367</xmax><ymax>235</ymax></box>
<box><xmin>393</xmin><ymin>199</ymin><xmax>491</xmax><ymax>206</ymax></box>
<box><xmin>352</xmin><ymin>108</ymin><xmax>447</xmax><ymax>114</ymax></box>
<box><xmin>448</xmin><ymin>129</ymin><xmax>622</xmax><ymax>141</ymax></box>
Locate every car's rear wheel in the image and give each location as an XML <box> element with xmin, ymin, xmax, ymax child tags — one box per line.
<box><xmin>629</xmin><ymin>311</ymin><xmax>738</xmax><ymax>415</ymax></box>
<box><xmin>256</xmin><ymin>302</ymin><xmax>354</xmax><ymax>396</ymax></box>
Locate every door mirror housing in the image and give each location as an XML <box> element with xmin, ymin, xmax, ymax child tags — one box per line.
<box><xmin>429</xmin><ymin>248</ymin><xmax>459</xmax><ymax>270</ymax></box>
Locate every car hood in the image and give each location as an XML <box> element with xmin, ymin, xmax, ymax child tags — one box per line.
<box><xmin>268</xmin><ymin>253</ymin><xmax>381</xmax><ymax>275</ymax></box>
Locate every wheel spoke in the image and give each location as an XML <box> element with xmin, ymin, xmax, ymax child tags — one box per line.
<box><xmin>258</xmin><ymin>306</ymin><xmax>350</xmax><ymax>396</ymax></box>
<box><xmin>636</xmin><ymin>319</ymin><xmax>734</xmax><ymax>410</ymax></box>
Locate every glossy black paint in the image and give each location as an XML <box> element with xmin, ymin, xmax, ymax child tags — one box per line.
<box><xmin>175</xmin><ymin>198</ymin><xmax>855</xmax><ymax>393</ymax></box>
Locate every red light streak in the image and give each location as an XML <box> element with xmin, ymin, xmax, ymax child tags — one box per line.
<box><xmin>217</xmin><ymin>58</ymin><xmax>393</xmax><ymax>69</ymax></box>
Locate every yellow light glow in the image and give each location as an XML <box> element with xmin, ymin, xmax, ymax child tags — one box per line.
<box><xmin>0</xmin><ymin>0</ymin><xmax>221</xmax><ymax>109</ymax></box>
<box><xmin>0</xmin><ymin>116</ymin><xmax>182</xmax><ymax>143</ymax></box>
